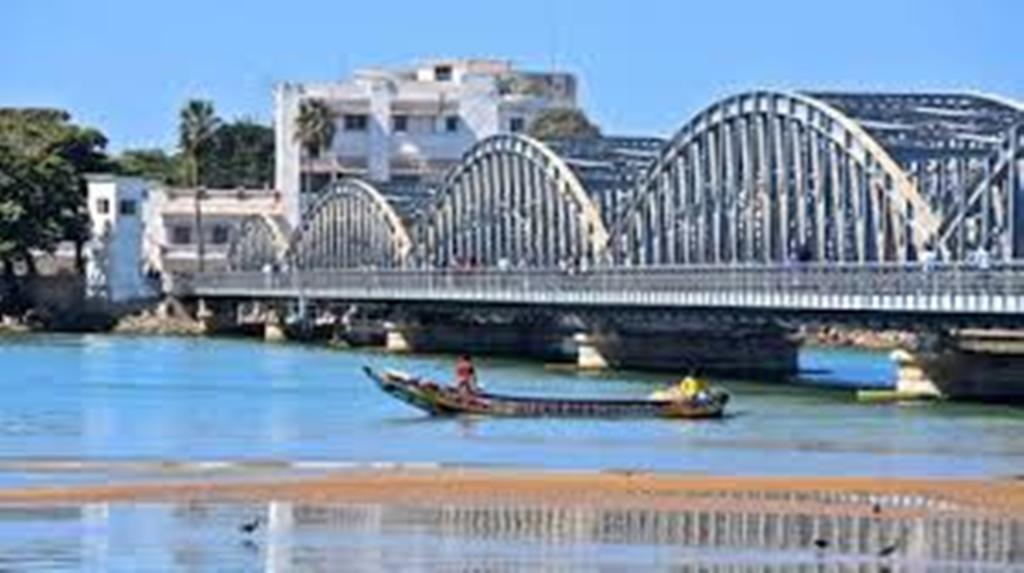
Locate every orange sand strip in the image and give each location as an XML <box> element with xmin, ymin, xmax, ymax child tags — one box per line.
<box><xmin>0</xmin><ymin>470</ymin><xmax>1020</xmax><ymax>516</ymax></box>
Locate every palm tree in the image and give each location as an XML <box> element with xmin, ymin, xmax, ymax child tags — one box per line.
<box><xmin>178</xmin><ymin>99</ymin><xmax>221</xmax><ymax>272</ymax></box>
<box><xmin>179</xmin><ymin>99</ymin><xmax>220</xmax><ymax>187</ymax></box>
<box><xmin>293</xmin><ymin>98</ymin><xmax>338</xmax><ymax>194</ymax></box>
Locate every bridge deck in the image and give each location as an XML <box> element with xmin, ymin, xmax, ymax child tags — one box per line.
<box><xmin>182</xmin><ymin>264</ymin><xmax>1024</xmax><ymax>317</ymax></box>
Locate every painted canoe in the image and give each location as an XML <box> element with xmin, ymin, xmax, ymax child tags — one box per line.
<box><xmin>364</xmin><ymin>366</ymin><xmax>728</xmax><ymax>419</ymax></box>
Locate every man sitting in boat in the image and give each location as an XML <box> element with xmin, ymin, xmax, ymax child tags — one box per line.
<box><xmin>649</xmin><ymin>374</ymin><xmax>708</xmax><ymax>402</ymax></box>
<box><xmin>454</xmin><ymin>354</ymin><xmax>479</xmax><ymax>394</ymax></box>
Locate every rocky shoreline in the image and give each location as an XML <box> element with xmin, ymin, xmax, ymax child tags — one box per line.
<box><xmin>111</xmin><ymin>299</ymin><xmax>205</xmax><ymax>336</ymax></box>
<box><xmin>799</xmin><ymin>325</ymin><xmax>914</xmax><ymax>351</ymax></box>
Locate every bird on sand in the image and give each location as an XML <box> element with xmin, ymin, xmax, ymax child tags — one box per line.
<box><xmin>239</xmin><ymin>516</ymin><xmax>264</xmax><ymax>535</ymax></box>
<box><xmin>878</xmin><ymin>526</ymin><xmax>909</xmax><ymax>558</ymax></box>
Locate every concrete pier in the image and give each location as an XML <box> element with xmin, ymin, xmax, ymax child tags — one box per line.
<box><xmin>894</xmin><ymin>329</ymin><xmax>1024</xmax><ymax>401</ymax></box>
<box><xmin>581</xmin><ymin>323</ymin><xmax>798</xmax><ymax>377</ymax></box>
<box><xmin>384</xmin><ymin>319</ymin><xmax>573</xmax><ymax>361</ymax></box>
<box><xmin>263</xmin><ymin>307</ymin><xmax>287</xmax><ymax>342</ymax></box>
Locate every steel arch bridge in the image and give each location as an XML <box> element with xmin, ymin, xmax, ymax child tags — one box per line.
<box><xmin>286</xmin><ymin>179</ymin><xmax>414</xmax><ymax>270</ymax></box>
<box><xmin>226</xmin><ymin>90</ymin><xmax>1023</xmax><ymax>275</ymax></box>
<box><xmin>420</xmin><ymin>134</ymin><xmax>610</xmax><ymax>268</ymax></box>
<box><xmin>613</xmin><ymin>91</ymin><xmax>947</xmax><ymax>265</ymax></box>
<box><xmin>226</xmin><ymin>215</ymin><xmax>290</xmax><ymax>272</ymax></box>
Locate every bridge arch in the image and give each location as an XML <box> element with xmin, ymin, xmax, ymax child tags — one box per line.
<box><xmin>286</xmin><ymin>178</ymin><xmax>413</xmax><ymax>270</ymax></box>
<box><xmin>611</xmin><ymin>91</ymin><xmax>941</xmax><ymax>265</ymax></box>
<box><xmin>226</xmin><ymin>215</ymin><xmax>289</xmax><ymax>272</ymax></box>
<box><xmin>421</xmin><ymin>134</ymin><xmax>609</xmax><ymax>268</ymax></box>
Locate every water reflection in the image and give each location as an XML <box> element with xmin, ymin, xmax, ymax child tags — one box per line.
<box><xmin>0</xmin><ymin>493</ymin><xmax>1018</xmax><ymax>571</ymax></box>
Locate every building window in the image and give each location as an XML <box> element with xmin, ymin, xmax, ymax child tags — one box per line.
<box><xmin>434</xmin><ymin>65</ymin><xmax>453</xmax><ymax>82</ymax></box>
<box><xmin>96</xmin><ymin>198</ymin><xmax>110</xmax><ymax>214</ymax></box>
<box><xmin>445</xmin><ymin>116</ymin><xmax>459</xmax><ymax>133</ymax></box>
<box><xmin>211</xmin><ymin>225</ymin><xmax>230</xmax><ymax>245</ymax></box>
<box><xmin>171</xmin><ymin>226</ymin><xmax>192</xmax><ymax>245</ymax></box>
<box><xmin>343</xmin><ymin>114</ymin><xmax>368</xmax><ymax>131</ymax></box>
<box><xmin>509</xmin><ymin>117</ymin><xmax>525</xmax><ymax>133</ymax></box>
<box><xmin>392</xmin><ymin>115</ymin><xmax>408</xmax><ymax>133</ymax></box>
<box><xmin>118</xmin><ymin>199</ymin><xmax>136</xmax><ymax>216</ymax></box>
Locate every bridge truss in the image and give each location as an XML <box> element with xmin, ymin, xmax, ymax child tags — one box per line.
<box><xmin>226</xmin><ymin>215</ymin><xmax>289</xmax><ymax>272</ymax></box>
<box><xmin>286</xmin><ymin>179</ymin><xmax>413</xmax><ymax>270</ymax></box>
<box><xmin>226</xmin><ymin>91</ymin><xmax>1023</xmax><ymax>273</ymax></box>
<box><xmin>420</xmin><ymin>135</ymin><xmax>609</xmax><ymax>268</ymax></box>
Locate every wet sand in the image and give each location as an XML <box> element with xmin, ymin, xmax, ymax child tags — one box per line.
<box><xmin>0</xmin><ymin>469</ymin><xmax>1020</xmax><ymax>518</ymax></box>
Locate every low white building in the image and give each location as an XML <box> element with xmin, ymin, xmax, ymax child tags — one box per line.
<box><xmin>274</xmin><ymin>58</ymin><xmax>579</xmax><ymax>224</ymax></box>
<box><xmin>84</xmin><ymin>175</ymin><xmax>286</xmax><ymax>301</ymax></box>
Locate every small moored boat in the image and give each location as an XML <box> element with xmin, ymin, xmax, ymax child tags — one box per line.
<box><xmin>364</xmin><ymin>366</ymin><xmax>728</xmax><ymax>419</ymax></box>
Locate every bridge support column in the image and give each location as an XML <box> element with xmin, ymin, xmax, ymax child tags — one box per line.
<box><xmin>264</xmin><ymin>307</ymin><xmax>287</xmax><ymax>342</ymax></box>
<box><xmin>893</xmin><ymin>330</ymin><xmax>1024</xmax><ymax>402</ymax></box>
<box><xmin>581</xmin><ymin>321</ymin><xmax>798</xmax><ymax>377</ymax></box>
<box><xmin>574</xmin><ymin>333</ymin><xmax>609</xmax><ymax>370</ymax></box>
<box><xmin>384</xmin><ymin>322</ymin><xmax>412</xmax><ymax>353</ymax></box>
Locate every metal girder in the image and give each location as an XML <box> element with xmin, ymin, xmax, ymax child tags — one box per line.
<box><xmin>611</xmin><ymin>91</ymin><xmax>942</xmax><ymax>264</ymax></box>
<box><xmin>285</xmin><ymin>179</ymin><xmax>413</xmax><ymax>270</ymax></box>
<box><xmin>422</xmin><ymin>134</ymin><xmax>609</xmax><ymax>268</ymax></box>
<box><xmin>938</xmin><ymin>124</ymin><xmax>1024</xmax><ymax>260</ymax></box>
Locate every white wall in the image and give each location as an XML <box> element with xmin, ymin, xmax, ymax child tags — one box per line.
<box><xmin>274</xmin><ymin>83</ymin><xmax>303</xmax><ymax>227</ymax></box>
<box><xmin>85</xmin><ymin>176</ymin><xmax>157</xmax><ymax>303</ymax></box>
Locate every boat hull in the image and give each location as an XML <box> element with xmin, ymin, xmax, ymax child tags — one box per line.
<box><xmin>364</xmin><ymin>367</ymin><xmax>727</xmax><ymax>419</ymax></box>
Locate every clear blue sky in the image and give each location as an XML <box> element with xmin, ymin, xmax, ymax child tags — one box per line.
<box><xmin>4</xmin><ymin>0</ymin><xmax>1021</xmax><ymax>151</ymax></box>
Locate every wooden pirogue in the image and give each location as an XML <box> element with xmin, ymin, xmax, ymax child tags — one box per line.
<box><xmin>364</xmin><ymin>367</ymin><xmax>729</xmax><ymax>419</ymax></box>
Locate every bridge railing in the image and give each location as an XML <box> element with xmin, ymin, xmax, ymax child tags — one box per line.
<box><xmin>183</xmin><ymin>262</ymin><xmax>1024</xmax><ymax>298</ymax></box>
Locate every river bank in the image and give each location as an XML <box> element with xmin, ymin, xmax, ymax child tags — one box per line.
<box><xmin>1</xmin><ymin>468</ymin><xmax>1020</xmax><ymax>516</ymax></box>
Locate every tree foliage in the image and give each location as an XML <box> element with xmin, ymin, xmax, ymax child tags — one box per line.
<box><xmin>117</xmin><ymin>116</ymin><xmax>273</xmax><ymax>189</ymax></box>
<box><xmin>294</xmin><ymin>98</ymin><xmax>337</xmax><ymax>159</ymax></box>
<box><xmin>178</xmin><ymin>99</ymin><xmax>220</xmax><ymax>187</ymax></box>
<box><xmin>526</xmin><ymin>108</ymin><xmax>601</xmax><ymax>140</ymax></box>
<box><xmin>202</xmin><ymin>119</ymin><xmax>274</xmax><ymax>188</ymax></box>
<box><xmin>0</xmin><ymin>108</ymin><xmax>112</xmax><ymax>277</ymax></box>
<box><xmin>116</xmin><ymin>148</ymin><xmax>185</xmax><ymax>185</ymax></box>
<box><xmin>294</xmin><ymin>98</ymin><xmax>337</xmax><ymax>193</ymax></box>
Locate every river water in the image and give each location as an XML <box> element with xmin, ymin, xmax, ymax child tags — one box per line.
<box><xmin>0</xmin><ymin>334</ymin><xmax>1021</xmax><ymax>480</ymax></box>
<box><xmin>1</xmin><ymin>334</ymin><xmax>1022</xmax><ymax>571</ymax></box>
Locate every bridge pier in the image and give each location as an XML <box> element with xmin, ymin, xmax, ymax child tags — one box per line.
<box><xmin>263</xmin><ymin>306</ymin><xmax>287</xmax><ymax>342</ymax></box>
<box><xmin>382</xmin><ymin>315</ymin><xmax>574</xmax><ymax>361</ymax></box>
<box><xmin>574</xmin><ymin>333</ymin><xmax>609</xmax><ymax>370</ymax></box>
<box><xmin>384</xmin><ymin>321</ymin><xmax>412</xmax><ymax>353</ymax></box>
<box><xmin>894</xmin><ymin>330</ymin><xmax>1024</xmax><ymax>401</ymax></box>
<box><xmin>580</xmin><ymin>324</ymin><xmax>798</xmax><ymax>377</ymax></box>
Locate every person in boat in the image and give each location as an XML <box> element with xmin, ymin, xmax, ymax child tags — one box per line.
<box><xmin>454</xmin><ymin>354</ymin><xmax>479</xmax><ymax>394</ymax></box>
<box><xmin>649</xmin><ymin>371</ymin><xmax>709</xmax><ymax>401</ymax></box>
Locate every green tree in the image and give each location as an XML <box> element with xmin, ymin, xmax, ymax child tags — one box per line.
<box><xmin>178</xmin><ymin>99</ymin><xmax>220</xmax><ymax>188</ymax></box>
<box><xmin>526</xmin><ymin>108</ymin><xmax>601</xmax><ymax>140</ymax></box>
<box><xmin>0</xmin><ymin>108</ymin><xmax>112</xmax><ymax>281</ymax></box>
<box><xmin>116</xmin><ymin>148</ymin><xmax>185</xmax><ymax>185</ymax></box>
<box><xmin>202</xmin><ymin>119</ymin><xmax>274</xmax><ymax>188</ymax></box>
<box><xmin>293</xmin><ymin>98</ymin><xmax>337</xmax><ymax>193</ymax></box>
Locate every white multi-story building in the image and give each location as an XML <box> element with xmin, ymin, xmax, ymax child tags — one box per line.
<box><xmin>274</xmin><ymin>59</ymin><xmax>578</xmax><ymax>224</ymax></box>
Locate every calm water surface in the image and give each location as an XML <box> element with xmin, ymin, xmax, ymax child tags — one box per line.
<box><xmin>0</xmin><ymin>499</ymin><xmax>1019</xmax><ymax>572</ymax></box>
<box><xmin>0</xmin><ymin>334</ymin><xmax>1020</xmax><ymax>480</ymax></box>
